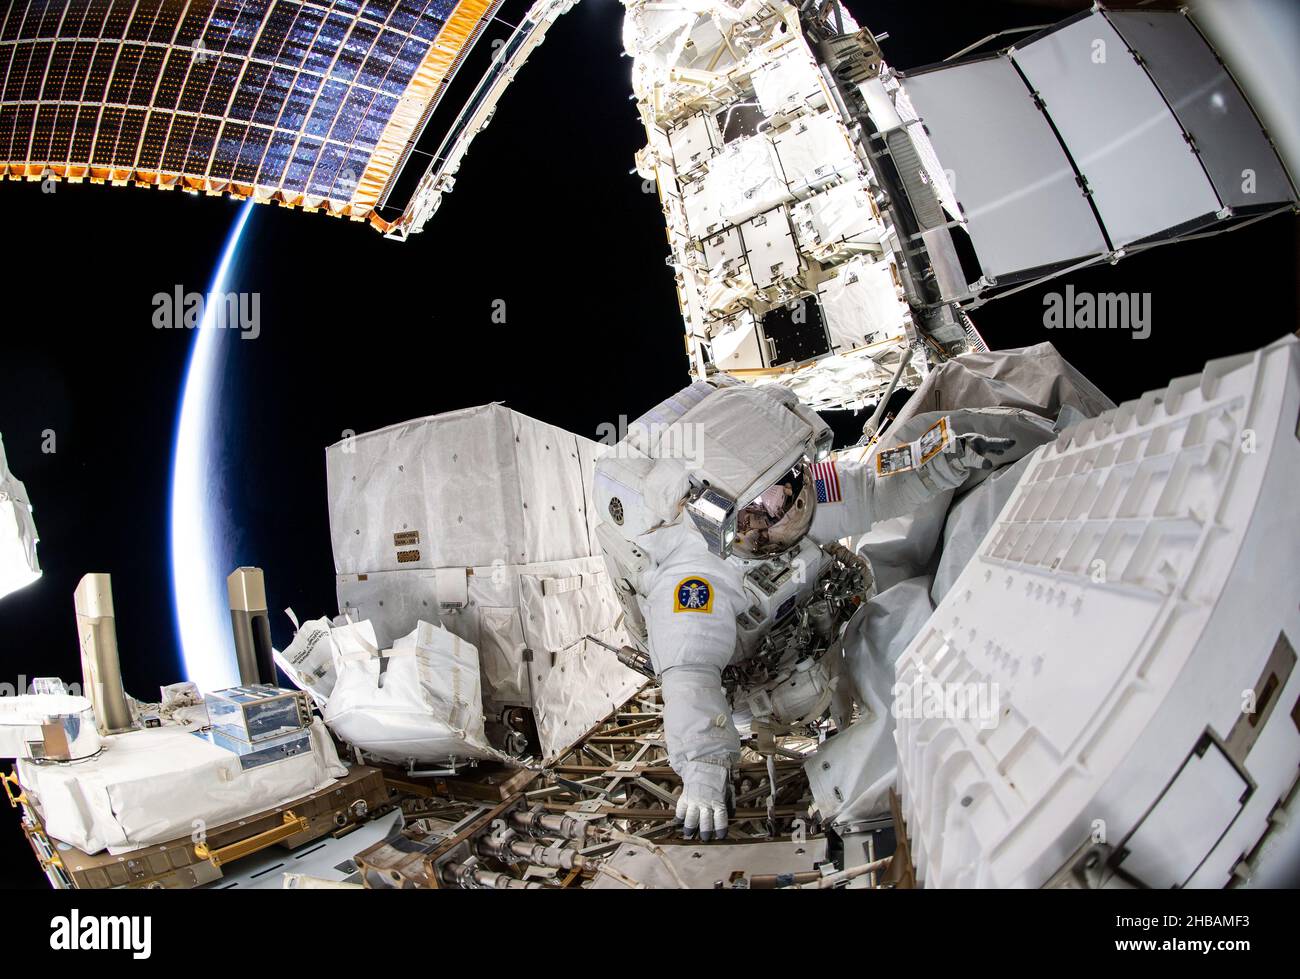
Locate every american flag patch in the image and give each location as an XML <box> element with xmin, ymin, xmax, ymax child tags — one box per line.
<box><xmin>812</xmin><ymin>460</ymin><xmax>842</xmax><ymax>503</ymax></box>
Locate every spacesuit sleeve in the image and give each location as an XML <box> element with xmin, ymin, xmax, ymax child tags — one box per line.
<box><xmin>643</xmin><ymin>550</ymin><xmax>745</xmax><ymax>778</ymax></box>
<box><xmin>808</xmin><ymin>455</ymin><xmax>920</xmax><ymax>541</ymax></box>
<box><xmin>809</xmin><ymin>448</ymin><xmax>967</xmax><ymax>542</ymax></box>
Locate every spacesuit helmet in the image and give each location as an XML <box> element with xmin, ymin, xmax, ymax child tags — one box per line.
<box><xmin>592</xmin><ymin>375</ymin><xmax>832</xmax><ymax>561</ymax></box>
<box><xmin>731</xmin><ymin>458</ymin><xmax>818</xmax><ymax>561</ymax></box>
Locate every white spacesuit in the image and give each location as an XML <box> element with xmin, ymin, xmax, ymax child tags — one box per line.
<box><xmin>593</xmin><ymin>377</ymin><xmax>1012</xmax><ymax>839</ymax></box>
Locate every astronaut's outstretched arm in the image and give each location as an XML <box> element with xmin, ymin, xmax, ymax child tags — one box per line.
<box><xmin>660</xmin><ymin>666</ymin><xmax>735</xmax><ymax>839</ymax></box>
<box><xmin>811</xmin><ymin>417</ymin><xmax>1015</xmax><ymax>541</ymax></box>
<box><xmin>644</xmin><ymin>559</ymin><xmax>745</xmax><ymax>841</ymax></box>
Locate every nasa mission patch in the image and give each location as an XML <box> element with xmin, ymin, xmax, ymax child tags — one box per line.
<box><xmin>674</xmin><ymin>576</ymin><xmax>713</xmax><ymax>613</ymax></box>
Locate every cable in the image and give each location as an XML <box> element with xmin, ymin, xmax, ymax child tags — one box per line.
<box><xmin>594</xmin><ymin>862</ymin><xmax>649</xmax><ymax>889</ymax></box>
<box><xmin>789</xmin><ymin>855</ymin><xmax>893</xmax><ymax>889</ymax></box>
<box><xmin>602</xmin><ymin>829</ymin><xmax>690</xmax><ymax>889</ymax></box>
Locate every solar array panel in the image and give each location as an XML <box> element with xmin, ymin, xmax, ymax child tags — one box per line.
<box><xmin>0</xmin><ymin>0</ymin><xmax>497</xmax><ymax>228</ymax></box>
<box><xmin>902</xmin><ymin>9</ymin><xmax>1297</xmax><ymax>284</ymax></box>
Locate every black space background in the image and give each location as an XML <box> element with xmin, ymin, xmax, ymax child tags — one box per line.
<box><xmin>0</xmin><ymin>0</ymin><xmax>1296</xmax><ymax>887</ymax></box>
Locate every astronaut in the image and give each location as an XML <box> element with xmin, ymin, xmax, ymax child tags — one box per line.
<box><xmin>593</xmin><ymin>376</ymin><xmax>1012</xmax><ymax>840</ymax></box>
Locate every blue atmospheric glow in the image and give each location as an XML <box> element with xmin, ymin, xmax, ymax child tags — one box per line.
<box><xmin>169</xmin><ymin>201</ymin><xmax>256</xmax><ymax>693</ymax></box>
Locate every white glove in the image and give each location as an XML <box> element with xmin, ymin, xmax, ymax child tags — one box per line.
<box><xmin>674</xmin><ymin>760</ymin><xmax>730</xmax><ymax>841</ymax></box>
<box><xmin>949</xmin><ymin>431</ymin><xmax>1017</xmax><ymax>472</ymax></box>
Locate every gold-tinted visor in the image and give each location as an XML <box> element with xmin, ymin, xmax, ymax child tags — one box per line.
<box><xmin>732</xmin><ymin>461</ymin><xmax>817</xmax><ymax>560</ymax></box>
